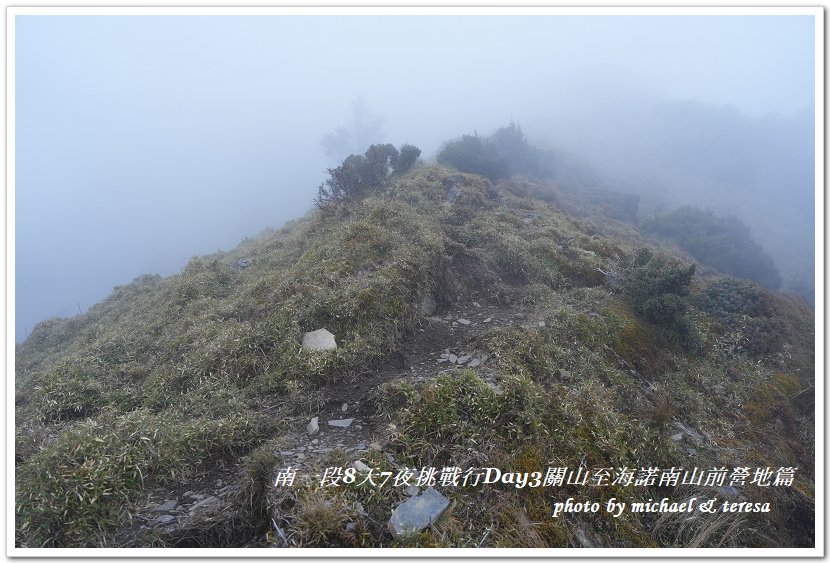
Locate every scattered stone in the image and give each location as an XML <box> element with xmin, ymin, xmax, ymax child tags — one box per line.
<box><xmin>341</xmin><ymin>403</ymin><xmax>349</xmax><ymax>412</ymax></box>
<box><xmin>296</xmin><ymin>453</ymin><xmax>306</xmax><ymax>460</ymax></box>
<box><xmin>311</xmin><ymin>439</ymin><xmax>320</xmax><ymax>445</ymax></box>
<box><xmin>388</xmin><ymin>487</ymin><xmax>450</xmax><ymax>537</ymax></box>
<box><xmin>673</xmin><ymin>422</ymin><xmax>704</xmax><ymax>444</ymax></box>
<box><xmin>216</xmin><ymin>479</ymin><xmax>223</xmax><ymax>487</ymax></box>
<box><xmin>302</xmin><ymin>328</ymin><xmax>337</xmax><ymax>351</ymax></box>
<box><xmin>230</xmin><ymin>257</ymin><xmax>252</xmax><ymax>272</ymax></box>
<box><xmin>718</xmin><ymin>486</ymin><xmax>740</xmax><ymax>497</ymax></box>
<box><xmin>345</xmin><ymin>522</ymin><xmax>357</xmax><ymax>532</ymax></box>
<box><xmin>189</xmin><ymin>496</ymin><xmax>219</xmax><ymax>512</ymax></box>
<box><xmin>458</xmin><ymin>318</ymin><xmax>471</xmax><ymax>326</ymax></box>
<box><xmin>685</xmin><ymin>447</ymin><xmax>697</xmax><ymax>456</ymax></box>
<box><xmin>421</xmin><ymin>295</ymin><xmax>438</xmax><ymax>316</ymax></box>
<box><xmin>575</xmin><ymin>525</ymin><xmax>596</xmax><ymax>548</ymax></box>
<box><xmin>457</xmin><ymin>355</ymin><xmax>472</xmax><ymax>365</ymax></box>
<box><xmin>483</xmin><ymin>317</ymin><xmax>492</xmax><ymax>323</ymax></box>
<box><xmin>307</xmin><ymin>417</ymin><xmax>320</xmax><ymax>436</ymax></box>
<box><xmin>404</xmin><ymin>485</ymin><xmax>420</xmax><ymax>496</ymax></box>
<box><xmin>354</xmin><ymin>460</ymin><xmax>371</xmax><ymax>473</ymax></box>
<box><xmin>369</xmin><ymin>442</ymin><xmax>382</xmax><ymax>450</ymax></box>
<box><xmin>155</xmin><ymin>514</ymin><xmax>175</xmax><ymax>524</ymax></box>
<box><xmin>437</xmin><ymin>358</ymin><xmax>448</xmax><ymax>363</ymax></box>
<box><xmin>671</xmin><ymin>432</ymin><xmax>684</xmax><ymax>442</ymax></box>
<box><xmin>538</xmin><ymin>321</ymin><xmax>546</xmax><ymax>328</ymax></box>
<box><xmin>452</xmin><ymin>322</ymin><xmax>459</xmax><ymax>327</ymax></box>
<box><xmin>468</xmin><ymin>358</ymin><xmax>481</xmax><ymax>368</ymax></box>
<box><xmin>328</xmin><ymin>418</ymin><xmax>354</xmax><ymax>428</ymax></box>
<box><xmin>514</xmin><ymin>313</ymin><xmax>525</xmax><ymax>319</ymax></box>
<box><xmin>440</xmin><ymin>353</ymin><xmax>449</xmax><ymax>359</ymax></box>
<box><xmin>446</xmin><ymin>185</ymin><xmax>462</xmax><ymax>203</ymax></box>
<box><xmin>472</xmin><ymin>301</ymin><xmax>481</xmax><ymax>308</ymax></box>
<box><xmin>153</xmin><ymin>500</ymin><xmax>178</xmax><ymax>512</ymax></box>
<box><xmin>448</xmin><ymin>354</ymin><xmax>457</xmax><ymax>364</ymax></box>
<box><xmin>385</xmin><ymin>452</ymin><xmax>395</xmax><ymax>464</ymax></box>
<box><xmin>182</xmin><ymin>491</ymin><xmax>194</xmax><ymax>498</ymax></box>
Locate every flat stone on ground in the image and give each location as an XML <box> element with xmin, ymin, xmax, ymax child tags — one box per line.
<box><xmin>307</xmin><ymin>417</ymin><xmax>320</xmax><ymax>435</ymax></box>
<box><xmin>388</xmin><ymin>487</ymin><xmax>450</xmax><ymax>537</ymax></box>
<box><xmin>328</xmin><ymin>418</ymin><xmax>354</xmax><ymax>428</ymax></box>
<box><xmin>302</xmin><ymin>328</ymin><xmax>337</xmax><ymax>351</ymax></box>
<box><xmin>154</xmin><ymin>500</ymin><xmax>178</xmax><ymax>512</ymax></box>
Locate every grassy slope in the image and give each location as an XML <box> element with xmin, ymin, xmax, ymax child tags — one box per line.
<box><xmin>15</xmin><ymin>166</ymin><xmax>814</xmax><ymax>548</ymax></box>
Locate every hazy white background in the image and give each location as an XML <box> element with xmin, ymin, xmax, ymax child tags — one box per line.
<box><xmin>14</xmin><ymin>13</ymin><xmax>816</xmax><ymax>341</ymax></box>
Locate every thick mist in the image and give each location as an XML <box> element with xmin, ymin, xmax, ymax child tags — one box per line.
<box><xmin>14</xmin><ymin>13</ymin><xmax>816</xmax><ymax>341</ymax></box>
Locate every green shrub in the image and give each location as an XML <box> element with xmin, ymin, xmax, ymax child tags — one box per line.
<box><xmin>316</xmin><ymin>144</ymin><xmax>421</xmax><ymax>213</ymax></box>
<box><xmin>436</xmin><ymin>135</ymin><xmax>508</xmax><ymax>181</ymax></box>
<box><xmin>642</xmin><ymin>206</ymin><xmax>781</xmax><ymax>289</ymax></box>
<box><xmin>622</xmin><ymin>249</ymin><xmax>699</xmax><ymax>351</ymax></box>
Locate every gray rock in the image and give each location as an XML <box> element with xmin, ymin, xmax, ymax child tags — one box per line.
<box><xmin>404</xmin><ymin>485</ymin><xmax>420</xmax><ymax>496</ymax></box>
<box><xmin>673</xmin><ymin>422</ymin><xmax>704</xmax><ymax>444</ymax></box>
<box><xmin>538</xmin><ymin>321</ymin><xmax>546</xmax><ymax>328</ymax></box>
<box><xmin>437</xmin><ymin>358</ymin><xmax>448</xmax><ymax>363</ymax></box>
<box><xmin>446</xmin><ymin>185</ymin><xmax>462</xmax><ymax>203</ymax></box>
<box><xmin>448</xmin><ymin>354</ymin><xmax>457</xmax><ymax>364</ymax></box>
<box><xmin>302</xmin><ymin>328</ymin><xmax>337</xmax><ymax>351</ymax></box>
<box><xmin>189</xmin><ymin>495</ymin><xmax>219</xmax><ymax>512</ymax></box>
<box><xmin>457</xmin><ymin>355</ymin><xmax>471</xmax><ymax>365</ymax></box>
<box><xmin>717</xmin><ymin>486</ymin><xmax>740</xmax><ymax>497</ymax></box>
<box><xmin>307</xmin><ymin>417</ymin><xmax>320</xmax><ymax>436</ymax></box>
<box><xmin>483</xmin><ymin>317</ymin><xmax>492</xmax><ymax>323</ymax></box>
<box><xmin>388</xmin><ymin>487</ymin><xmax>450</xmax><ymax>537</ymax></box>
<box><xmin>341</xmin><ymin>403</ymin><xmax>349</xmax><ymax>412</ymax></box>
<box><xmin>154</xmin><ymin>499</ymin><xmax>178</xmax><ymax>512</ymax></box>
<box><xmin>230</xmin><ymin>257</ymin><xmax>252</xmax><ymax>272</ymax></box>
<box><xmin>155</xmin><ymin>514</ymin><xmax>175</xmax><ymax>524</ymax></box>
<box><xmin>457</xmin><ymin>318</ymin><xmax>471</xmax><ymax>326</ymax></box>
<box><xmin>671</xmin><ymin>432</ymin><xmax>683</xmax><ymax>442</ymax></box>
<box><xmin>467</xmin><ymin>358</ymin><xmax>481</xmax><ymax>368</ymax></box>
<box><xmin>421</xmin><ymin>295</ymin><xmax>438</xmax><ymax>316</ymax></box>
<box><xmin>354</xmin><ymin>460</ymin><xmax>371</xmax><ymax>473</ymax></box>
<box><xmin>328</xmin><ymin>418</ymin><xmax>354</xmax><ymax>428</ymax></box>
<box><xmin>472</xmin><ymin>301</ymin><xmax>481</xmax><ymax>308</ymax></box>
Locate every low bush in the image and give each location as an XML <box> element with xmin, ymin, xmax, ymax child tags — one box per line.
<box><xmin>642</xmin><ymin>206</ymin><xmax>781</xmax><ymax>289</ymax></box>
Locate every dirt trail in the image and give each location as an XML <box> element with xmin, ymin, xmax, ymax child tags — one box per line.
<box><xmin>124</xmin><ymin>295</ymin><xmax>547</xmax><ymax>546</ymax></box>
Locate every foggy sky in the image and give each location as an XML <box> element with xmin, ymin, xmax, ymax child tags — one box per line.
<box><xmin>14</xmin><ymin>11</ymin><xmax>816</xmax><ymax>341</ymax></box>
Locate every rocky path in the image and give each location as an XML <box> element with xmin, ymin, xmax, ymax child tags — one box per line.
<box><xmin>125</xmin><ymin>295</ymin><xmax>549</xmax><ymax>546</ymax></box>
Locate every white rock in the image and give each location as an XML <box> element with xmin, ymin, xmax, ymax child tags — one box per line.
<box><xmin>302</xmin><ymin>328</ymin><xmax>337</xmax><ymax>351</ymax></box>
<box><xmin>354</xmin><ymin>460</ymin><xmax>371</xmax><ymax>473</ymax></box>
<box><xmin>448</xmin><ymin>354</ymin><xmax>457</xmax><ymax>364</ymax></box>
<box><xmin>307</xmin><ymin>417</ymin><xmax>319</xmax><ymax>435</ymax></box>
<box><xmin>328</xmin><ymin>418</ymin><xmax>354</xmax><ymax>428</ymax></box>
<box><xmin>388</xmin><ymin>487</ymin><xmax>450</xmax><ymax>537</ymax></box>
<box><xmin>341</xmin><ymin>403</ymin><xmax>349</xmax><ymax>412</ymax></box>
<box><xmin>458</xmin><ymin>318</ymin><xmax>471</xmax><ymax>325</ymax></box>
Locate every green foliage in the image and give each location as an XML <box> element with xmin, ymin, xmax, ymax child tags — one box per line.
<box><xmin>436</xmin><ymin>122</ymin><xmax>553</xmax><ymax>182</ymax></box>
<box><xmin>391</xmin><ymin>144</ymin><xmax>421</xmax><ymax>175</ymax></box>
<box><xmin>436</xmin><ymin>134</ymin><xmax>508</xmax><ymax>181</ymax></box>
<box><xmin>642</xmin><ymin>206</ymin><xmax>782</xmax><ymax>289</ymax></box>
<box><xmin>316</xmin><ymin>143</ymin><xmax>421</xmax><ymax>213</ymax></box>
<box><xmin>16</xmin><ymin>408</ymin><xmax>268</xmax><ymax>547</ymax></box>
<box><xmin>622</xmin><ymin>249</ymin><xmax>699</xmax><ymax>351</ymax></box>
